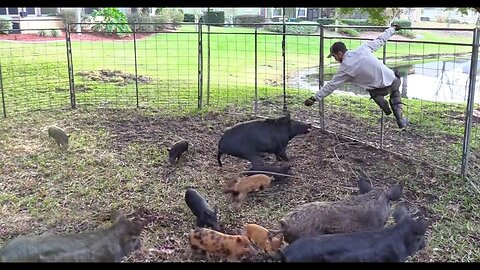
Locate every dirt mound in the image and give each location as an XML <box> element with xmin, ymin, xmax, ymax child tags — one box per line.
<box><xmin>76</xmin><ymin>69</ymin><xmax>153</xmax><ymax>86</ymax></box>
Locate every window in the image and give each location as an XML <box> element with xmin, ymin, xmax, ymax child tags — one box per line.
<box><xmin>272</xmin><ymin>8</ymin><xmax>282</xmax><ymax>17</ymax></box>
<box><xmin>26</xmin><ymin>7</ymin><xmax>35</xmax><ymax>14</ymax></box>
<box><xmin>8</xmin><ymin>8</ymin><xmax>18</xmax><ymax>15</ymax></box>
<box><xmin>297</xmin><ymin>8</ymin><xmax>307</xmax><ymax>18</ymax></box>
<box><xmin>40</xmin><ymin>8</ymin><xmax>57</xmax><ymax>16</ymax></box>
<box><xmin>84</xmin><ymin>8</ymin><xmax>98</xmax><ymax>15</ymax></box>
<box><xmin>0</xmin><ymin>7</ymin><xmax>22</xmax><ymax>15</ymax></box>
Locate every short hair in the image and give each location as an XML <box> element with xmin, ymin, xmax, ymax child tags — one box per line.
<box><xmin>327</xmin><ymin>41</ymin><xmax>348</xmax><ymax>57</ymax></box>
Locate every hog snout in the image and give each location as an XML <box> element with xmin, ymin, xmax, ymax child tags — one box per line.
<box><xmin>306</xmin><ymin>123</ymin><xmax>312</xmax><ymax>133</ymax></box>
<box><xmin>293</xmin><ymin>122</ymin><xmax>312</xmax><ymax>135</ymax></box>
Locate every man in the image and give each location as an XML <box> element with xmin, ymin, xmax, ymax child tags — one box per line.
<box><xmin>304</xmin><ymin>23</ymin><xmax>408</xmax><ymax>129</ymax></box>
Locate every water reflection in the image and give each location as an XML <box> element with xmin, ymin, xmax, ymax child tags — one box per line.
<box><xmin>290</xmin><ymin>59</ymin><xmax>480</xmax><ymax>103</ymax></box>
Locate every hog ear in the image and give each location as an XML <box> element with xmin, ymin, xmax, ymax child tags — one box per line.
<box><xmin>358</xmin><ymin>174</ymin><xmax>373</xmax><ymax>194</ymax></box>
<box><xmin>386</xmin><ymin>184</ymin><xmax>403</xmax><ymax>201</ymax></box>
<box><xmin>236</xmin><ymin>236</ymin><xmax>242</xmax><ymax>243</ymax></box>
<box><xmin>413</xmin><ymin>217</ymin><xmax>428</xmax><ymax>235</ymax></box>
<box><xmin>110</xmin><ymin>210</ymin><xmax>126</xmax><ymax>223</ymax></box>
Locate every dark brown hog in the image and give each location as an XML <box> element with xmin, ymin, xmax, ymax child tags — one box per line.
<box><xmin>217</xmin><ymin>113</ymin><xmax>311</xmax><ymax>167</ymax></box>
<box><xmin>276</xmin><ymin>175</ymin><xmax>403</xmax><ymax>243</ymax></box>
<box><xmin>281</xmin><ymin>202</ymin><xmax>427</xmax><ymax>262</ymax></box>
<box><xmin>168</xmin><ymin>139</ymin><xmax>189</xmax><ymax>164</ymax></box>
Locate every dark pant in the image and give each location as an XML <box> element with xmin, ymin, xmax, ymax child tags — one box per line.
<box><xmin>367</xmin><ymin>77</ymin><xmax>402</xmax><ymax>113</ymax></box>
<box><xmin>367</xmin><ymin>72</ymin><xmax>407</xmax><ymax>128</ymax></box>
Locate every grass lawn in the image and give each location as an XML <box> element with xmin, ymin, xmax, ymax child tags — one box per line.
<box><xmin>0</xmin><ymin>24</ymin><xmax>478</xmax><ymax>172</ymax></box>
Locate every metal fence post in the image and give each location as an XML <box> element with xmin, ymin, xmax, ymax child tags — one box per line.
<box><xmin>380</xmin><ymin>42</ymin><xmax>387</xmax><ymax>149</ymax></box>
<box><xmin>254</xmin><ymin>24</ymin><xmax>258</xmax><ymax>116</ymax></box>
<box><xmin>65</xmin><ymin>24</ymin><xmax>76</xmax><ymax>109</ymax></box>
<box><xmin>133</xmin><ymin>23</ymin><xmax>139</xmax><ymax>108</ymax></box>
<box><xmin>197</xmin><ymin>21</ymin><xmax>203</xmax><ymax>109</ymax></box>
<box><xmin>318</xmin><ymin>24</ymin><xmax>325</xmax><ymax>131</ymax></box>
<box><xmin>461</xmin><ymin>27</ymin><xmax>479</xmax><ymax>177</ymax></box>
<box><xmin>206</xmin><ymin>15</ymin><xmax>211</xmax><ymax>106</ymax></box>
<box><xmin>282</xmin><ymin>10</ymin><xmax>287</xmax><ymax>114</ymax></box>
<box><xmin>0</xmin><ymin>58</ymin><xmax>6</xmax><ymax>118</ymax></box>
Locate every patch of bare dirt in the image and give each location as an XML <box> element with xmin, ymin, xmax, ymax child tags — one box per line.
<box><xmin>76</xmin><ymin>69</ymin><xmax>154</xmax><ymax>86</ymax></box>
<box><xmin>98</xmin><ymin>106</ymin><xmax>449</xmax><ymax>262</ymax></box>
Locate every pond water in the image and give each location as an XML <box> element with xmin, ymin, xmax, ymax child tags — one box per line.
<box><xmin>290</xmin><ymin>58</ymin><xmax>480</xmax><ymax>103</ymax></box>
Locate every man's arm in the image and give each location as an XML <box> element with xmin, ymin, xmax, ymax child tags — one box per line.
<box><xmin>362</xmin><ymin>26</ymin><xmax>396</xmax><ymax>53</ymax></box>
<box><xmin>313</xmin><ymin>70</ymin><xmax>352</xmax><ymax>101</ymax></box>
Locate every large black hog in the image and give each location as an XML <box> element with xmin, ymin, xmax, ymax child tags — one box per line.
<box><xmin>185</xmin><ymin>188</ymin><xmax>220</xmax><ymax>231</ymax></box>
<box><xmin>0</xmin><ymin>211</ymin><xmax>143</xmax><ymax>262</ymax></box>
<box><xmin>281</xmin><ymin>202</ymin><xmax>427</xmax><ymax>262</ymax></box>
<box><xmin>276</xmin><ymin>175</ymin><xmax>403</xmax><ymax>243</ymax></box>
<box><xmin>217</xmin><ymin>114</ymin><xmax>311</xmax><ymax>167</ymax></box>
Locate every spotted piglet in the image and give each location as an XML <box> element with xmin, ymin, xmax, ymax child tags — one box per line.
<box><xmin>189</xmin><ymin>228</ymin><xmax>257</xmax><ymax>262</ymax></box>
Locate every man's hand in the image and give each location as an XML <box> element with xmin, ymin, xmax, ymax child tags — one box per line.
<box><xmin>304</xmin><ymin>96</ymin><xmax>316</xmax><ymax>106</ymax></box>
<box><xmin>391</xmin><ymin>23</ymin><xmax>401</xmax><ymax>31</ymax></box>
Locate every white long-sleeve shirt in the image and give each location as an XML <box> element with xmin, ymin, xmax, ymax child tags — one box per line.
<box><xmin>314</xmin><ymin>26</ymin><xmax>397</xmax><ymax>101</ymax></box>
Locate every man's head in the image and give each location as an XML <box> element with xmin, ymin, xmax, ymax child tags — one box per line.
<box><xmin>327</xmin><ymin>41</ymin><xmax>348</xmax><ymax>63</ymax></box>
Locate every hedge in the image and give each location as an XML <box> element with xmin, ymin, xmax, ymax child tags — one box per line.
<box><xmin>183</xmin><ymin>13</ymin><xmax>195</xmax><ymax>22</ymax></box>
<box><xmin>234</xmin><ymin>15</ymin><xmax>265</xmax><ymax>27</ymax></box>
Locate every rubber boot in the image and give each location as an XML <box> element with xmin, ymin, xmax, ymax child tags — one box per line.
<box><xmin>372</xmin><ymin>95</ymin><xmax>392</xmax><ymax>115</ymax></box>
<box><xmin>389</xmin><ymin>90</ymin><xmax>408</xmax><ymax>129</ymax></box>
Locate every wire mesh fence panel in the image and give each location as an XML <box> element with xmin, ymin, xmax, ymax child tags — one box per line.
<box><xmin>281</xmin><ymin>25</ymin><xmax>324</xmax><ymax>123</ymax></box>
<box><xmin>468</xmin><ymin>70</ymin><xmax>480</xmax><ymax>181</ymax></box>
<box><xmin>383</xmin><ymin>29</ymin><xmax>476</xmax><ymax>174</ymax></box>
<box><xmin>134</xmin><ymin>24</ymin><xmax>199</xmax><ymax>112</ymax></box>
<box><xmin>0</xmin><ymin>20</ymin><xmax>69</xmax><ymax>117</ymax></box>
<box><xmin>202</xmin><ymin>25</ymin><xmax>257</xmax><ymax>111</ymax></box>
<box><xmin>69</xmin><ymin>23</ymin><xmax>138</xmax><ymax>109</ymax></box>
<box><xmin>253</xmin><ymin>25</ymin><xmax>287</xmax><ymax>117</ymax></box>
<box><xmin>321</xmin><ymin>32</ymin><xmax>386</xmax><ymax>145</ymax></box>
<box><xmin>320</xmin><ymin>26</ymin><xmax>477</xmax><ymax>174</ymax></box>
<box><xmin>1</xmin><ymin>19</ymin><xmax>479</xmax><ymax>178</ymax></box>
<box><xmin>467</xmin><ymin>34</ymin><xmax>480</xmax><ymax>181</ymax></box>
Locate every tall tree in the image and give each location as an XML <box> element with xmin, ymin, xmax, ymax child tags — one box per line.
<box><xmin>338</xmin><ymin>8</ymin><xmax>401</xmax><ymax>25</ymax></box>
<box><xmin>444</xmin><ymin>8</ymin><xmax>480</xmax><ymax>25</ymax></box>
<box><xmin>340</xmin><ymin>7</ymin><xmax>480</xmax><ymax>25</ymax></box>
